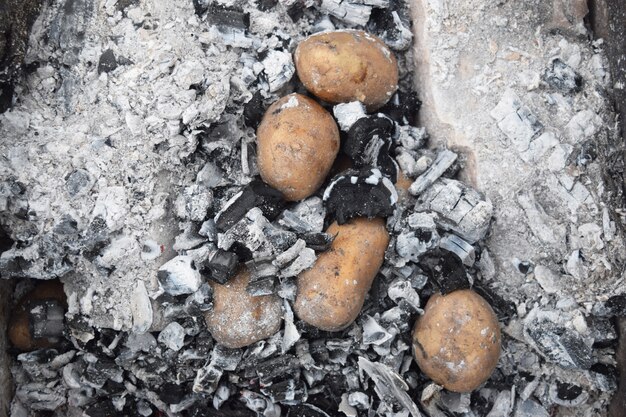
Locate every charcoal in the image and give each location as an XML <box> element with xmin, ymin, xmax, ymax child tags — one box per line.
<box><xmin>344</xmin><ymin>115</ymin><xmax>394</xmax><ymax>168</ymax></box>
<box><xmin>244</xmin><ymin>91</ymin><xmax>266</xmax><ymax>129</ymax></box>
<box><xmin>606</xmin><ymin>294</ymin><xmax>626</xmax><ymax>316</ymax></box>
<box><xmin>213</xmin><ymin>384</ymin><xmax>232</xmax><ymax>409</ymax></box>
<box><xmin>29</xmin><ymin>299</ymin><xmax>65</xmax><ymax>339</ymax></box>
<box><xmin>549</xmin><ymin>381</ymin><xmax>587</xmax><ymax>406</ymax></box>
<box><xmin>396</xmin><ymin>213</ymin><xmax>440</xmax><ymax>262</ymax></box>
<box><xmin>287</xmin><ymin>2</ymin><xmax>306</xmax><ymax>22</ymax></box>
<box><xmin>438</xmin><ymin>234</ymin><xmax>475</xmax><ymax>267</ymax></box>
<box><xmin>472</xmin><ymin>283</ymin><xmax>516</xmax><ymax>321</ymax></box>
<box><xmin>409</xmin><ymin>149</ymin><xmax>457</xmax><ymax>195</ymax></box>
<box><xmin>524</xmin><ymin>311</ymin><xmax>593</xmax><ymax>370</ymax></box>
<box><xmin>287</xmin><ymin>403</ymin><xmax>332</xmax><ymax>417</ymax></box>
<box><xmin>157</xmin><ymin>255</ymin><xmax>202</xmax><ymax>296</ymax></box>
<box><xmin>387</xmin><ymin>278</ymin><xmax>420</xmax><ymax>311</ymax></box>
<box><xmin>215</xmin><ymin>180</ymin><xmax>287</xmax><ymax>232</ymax></box>
<box><xmin>283</xmin><ymin>300</ymin><xmax>301</xmax><ymax>352</ymax></box>
<box><xmin>98</xmin><ymin>49</ymin><xmax>118</xmax><ymax>74</ymax></box>
<box><xmin>279</xmin><ymin>248</ymin><xmax>316</xmax><ymax>278</ymax></box>
<box><xmin>126</xmin><ymin>332</ymin><xmax>157</xmax><ymax>352</ymax></box>
<box><xmin>174</xmin><ymin>185</ymin><xmax>213</xmax><ymax>222</ymax></box>
<box><xmin>348</xmin><ymin>392</ymin><xmax>370</xmax><ymax>409</ymax></box>
<box><xmin>247</xmin><ymin>275</ymin><xmax>277</xmax><ymax>296</ymax></box>
<box><xmin>333</xmin><ymin>102</ymin><xmax>367</xmax><ymax>132</ymax></box>
<box><xmin>543</xmin><ymin>58</ymin><xmax>582</xmax><ymax>94</ymax></box>
<box><xmin>206</xmin><ymin>4</ymin><xmax>250</xmax><ymax>30</ymax></box>
<box><xmin>514</xmin><ymin>259</ymin><xmax>534</xmax><ymax>274</ymax></box>
<box><xmin>85</xmin><ymin>399</ymin><xmax>117</xmax><ymax>417</ymax></box>
<box><xmin>323</xmin><ymin>168</ymin><xmax>397</xmax><ymax>224</ymax></box>
<box><xmin>83</xmin><ymin>358</ymin><xmax>123</xmax><ymax>389</ymax></box>
<box><xmin>65</xmin><ymin>169</ymin><xmax>93</xmax><ymax>196</ymax></box>
<box><xmin>278</xmin><ymin>197</ymin><xmax>326</xmax><ymax>234</ymax></box>
<box><xmin>186</xmin><ymin>283</ymin><xmax>214</xmax><ymax>312</ymax></box>
<box><xmin>418</xmin><ymin>251</ymin><xmax>470</xmax><ymax>295</ymax></box>
<box><xmin>158</xmin><ymin>382</ymin><xmax>188</xmax><ymax>405</ymax></box>
<box><xmin>261</xmin><ymin>379</ymin><xmax>308</xmax><ymax>403</ymax></box>
<box><xmin>158</xmin><ymin>322</ymin><xmax>186</xmax><ymax>351</ymax></box>
<box><xmin>369</xmin><ymin>9</ymin><xmax>413</xmax><ymax>51</ymax></box>
<box><xmin>202</xmin><ymin>249</ymin><xmax>239</xmax><ymax>284</ymax></box>
<box><xmin>587</xmin><ymin>315</ymin><xmax>617</xmax><ymax>348</ymax></box>
<box><xmin>257</xmin><ymin>0</ymin><xmax>278</xmax><ymax>11</ymax></box>
<box><xmin>319</xmin><ymin>0</ymin><xmax>372</xmax><ymax>26</ymax></box>
<box><xmin>327</xmin><ymin>339</ymin><xmax>354</xmax><ymax>364</ymax></box>
<box><xmin>362</xmin><ymin>316</ymin><xmax>394</xmax><ymax>346</ymax></box>
<box><xmin>262</xmin><ymin>50</ymin><xmax>295</xmax><ymax>93</ymax></box>
<box><xmin>256</xmin><ymin>355</ymin><xmax>300</xmax><ymax>384</ymax></box>
<box><xmin>301</xmin><ymin>233</ymin><xmax>334</xmax><ymax>251</ymax></box>
<box><xmin>240</xmin><ymin>390</ymin><xmax>281</xmax><ymax>417</ymax></box>
<box><xmin>295</xmin><ymin>340</ymin><xmax>315</xmax><ymax>370</ymax></box>
<box><xmin>513</xmin><ymin>399</ymin><xmax>549</xmax><ymax>417</ymax></box>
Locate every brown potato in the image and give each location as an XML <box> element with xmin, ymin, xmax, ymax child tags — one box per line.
<box><xmin>294</xmin><ymin>30</ymin><xmax>398</xmax><ymax>111</ymax></box>
<box><xmin>205</xmin><ymin>268</ymin><xmax>282</xmax><ymax>348</ymax></box>
<box><xmin>294</xmin><ymin>217</ymin><xmax>390</xmax><ymax>331</ymax></box>
<box><xmin>8</xmin><ymin>280</ymin><xmax>67</xmax><ymax>351</ymax></box>
<box><xmin>412</xmin><ymin>290</ymin><xmax>501</xmax><ymax>392</ymax></box>
<box><xmin>257</xmin><ymin>93</ymin><xmax>340</xmax><ymax>201</ymax></box>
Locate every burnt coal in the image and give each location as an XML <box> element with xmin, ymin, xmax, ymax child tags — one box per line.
<box><xmin>29</xmin><ymin>299</ymin><xmax>65</xmax><ymax>339</ymax></box>
<box><xmin>97</xmin><ymin>49</ymin><xmax>118</xmax><ymax>74</ymax></box>
<box><xmin>244</xmin><ymin>91</ymin><xmax>266</xmax><ymax>129</ymax></box>
<box><xmin>344</xmin><ymin>115</ymin><xmax>395</xmax><ymax>168</ymax></box>
<box><xmin>525</xmin><ymin>318</ymin><xmax>593</xmax><ymax>370</ymax></box>
<box><xmin>543</xmin><ymin>58</ymin><xmax>582</xmax><ymax>94</ymax></box>
<box><xmin>205</xmin><ymin>3</ymin><xmax>250</xmax><ymax>30</ymax></box>
<box><xmin>159</xmin><ymin>382</ymin><xmax>189</xmax><ymax>404</ymax></box>
<box><xmin>255</xmin><ymin>355</ymin><xmax>301</xmax><ymax>384</ymax></box>
<box><xmin>215</xmin><ymin>180</ymin><xmax>287</xmax><ymax>232</ymax></box>
<box><xmin>301</xmin><ymin>233</ymin><xmax>334</xmax><ymax>252</ymax></box>
<box><xmin>606</xmin><ymin>294</ymin><xmax>626</xmax><ymax>317</ymax></box>
<box><xmin>286</xmin><ymin>404</ymin><xmax>331</xmax><ymax>417</ymax></box>
<box><xmin>257</xmin><ymin>0</ymin><xmax>278</xmax><ymax>11</ymax></box>
<box><xmin>368</xmin><ymin>7</ymin><xmax>413</xmax><ymax>51</ymax></box>
<box><xmin>202</xmin><ymin>249</ymin><xmax>239</xmax><ymax>284</ymax></box>
<box><xmin>472</xmin><ymin>283</ymin><xmax>517</xmax><ymax>322</ymax></box>
<box><xmin>323</xmin><ymin>168</ymin><xmax>397</xmax><ymax>224</ymax></box>
<box><xmin>418</xmin><ymin>250</ymin><xmax>470</xmax><ymax>295</ymax></box>
<box><xmin>556</xmin><ymin>381</ymin><xmax>583</xmax><ymax>401</ymax></box>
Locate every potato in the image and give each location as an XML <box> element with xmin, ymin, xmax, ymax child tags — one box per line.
<box><xmin>257</xmin><ymin>93</ymin><xmax>340</xmax><ymax>201</ymax></box>
<box><xmin>8</xmin><ymin>280</ymin><xmax>67</xmax><ymax>351</ymax></box>
<box><xmin>205</xmin><ymin>268</ymin><xmax>282</xmax><ymax>348</ymax></box>
<box><xmin>294</xmin><ymin>217</ymin><xmax>389</xmax><ymax>331</ymax></box>
<box><xmin>412</xmin><ymin>289</ymin><xmax>501</xmax><ymax>392</ymax></box>
<box><xmin>294</xmin><ymin>30</ymin><xmax>398</xmax><ymax>111</ymax></box>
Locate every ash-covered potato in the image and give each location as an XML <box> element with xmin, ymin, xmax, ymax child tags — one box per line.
<box><xmin>204</xmin><ymin>268</ymin><xmax>282</xmax><ymax>348</ymax></box>
<box><xmin>412</xmin><ymin>289</ymin><xmax>501</xmax><ymax>392</ymax></box>
<box><xmin>294</xmin><ymin>30</ymin><xmax>398</xmax><ymax>111</ymax></box>
<box><xmin>257</xmin><ymin>93</ymin><xmax>340</xmax><ymax>201</ymax></box>
<box><xmin>294</xmin><ymin>217</ymin><xmax>389</xmax><ymax>331</ymax></box>
<box><xmin>8</xmin><ymin>280</ymin><xmax>67</xmax><ymax>351</ymax></box>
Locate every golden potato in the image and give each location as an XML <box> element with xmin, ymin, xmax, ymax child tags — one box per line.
<box><xmin>257</xmin><ymin>93</ymin><xmax>340</xmax><ymax>201</ymax></box>
<box><xmin>8</xmin><ymin>280</ymin><xmax>67</xmax><ymax>351</ymax></box>
<box><xmin>205</xmin><ymin>268</ymin><xmax>282</xmax><ymax>348</ymax></box>
<box><xmin>412</xmin><ymin>290</ymin><xmax>501</xmax><ymax>392</ymax></box>
<box><xmin>294</xmin><ymin>217</ymin><xmax>390</xmax><ymax>331</ymax></box>
<box><xmin>294</xmin><ymin>30</ymin><xmax>398</xmax><ymax>111</ymax></box>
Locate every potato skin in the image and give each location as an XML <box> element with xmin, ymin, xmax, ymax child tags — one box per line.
<box><xmin>412</xmin><ymin>290</ymin><xmax>501</xmax><ymax>393</ymax></box>
<box><xmin>257</xmin><ymin>93</ymin><xmax>340</xmax><ymax>201</ymax></box>
<box><xmin>294</xmin><ymin>217</ymin><xmax>390</xmax><ymax>331</ymax></box>
<box><xmin>8</xmin><ymin>280</ymin><xmax>67</xmax><ymax>351</ymax></box>
<box><xmin>205</xmin><ymin>268</ymin><xmax>282</xmax><ymax>349</ymax></box>
<box><xmin>294</xmin><ymin>30</ymin><xmax>398</xmax><ymax>111</ymax></box>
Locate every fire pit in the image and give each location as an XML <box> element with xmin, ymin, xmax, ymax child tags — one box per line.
<box><xmin>1</xmin><ymin>0</ymin><xmax>625</xmax><ymax>416</ymax></box>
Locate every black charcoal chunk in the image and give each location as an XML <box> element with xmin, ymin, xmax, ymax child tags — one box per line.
<box><xmin>29</xmin><ymin>299</ymin><xmax>65</xmax><ymax>339</ymax></box>
<box><xmin>256</xmin><ymin>355</ymin><xmax>300</xmax><ymax>384</ymax></box>
<box><xmin>158</xmin><ymin>382</ymin><xmax>188</xmax><ymax>404</ymax></box>
<box><xmin>525</xmin><ymin>313</ymin><xmax>593</xmax><ymax>370</ymax></box>
<box><xmin>98</xmin><ymin>49</ymin><xmax>118</xmax><ymax>74</ymax></box>
<box><xmin>81</xmin><ymin>216</ymin><xmax>110</xmax><ymax>259</ymax></box>
<box><xmin>215</xmin><ymin>180</ymin><xmax>287</xmax><ymax>232</ymax></box>
<box><xmin>606</xmin><ymin>294</ymin><xmax>626</xmax><ymax>317</ymax></box>
<box><xmin>472</xmin><ymin>283</ymin><xmax>516</xmax><ymax>322</ymax></box>
<box><xmin>202</xmin><ymin>249</ymin><xmax>239</xmax><ymax>284</ymax></box>
<box><xmin>418</xmin><ymin>250</ymin><xmax>470</xmax><ymax>295</ymax></box>
<box><xmin>319</xmin><ymin>0</ymin><xmax>371</xmax><ymax>26</ymax></box>
<box><xmin>587</xmin><ymin>315</ymin><xmax>617</xmax><ymax>348</ymax></box>
<box><xmin>206</xmin><ymin>4</ymin><xmax>250</xmax><ymax>30</ymax></box>
<box><xmin>85</xmin><ymin>399</ymin><xmax>117</xmax><ymax>417</ymax></box>
<box><xmin>244</xmin><ymin>91</ymin><xmax>266</xmax><ymax>129</ymax></box>
<box><xmin>543</xmin><ymin>58</ymin><xmax>582</xmax><ymax>94</ymax></box>
<box><xmin>344</xmin><ymin>115</ymin><xmax>395</xmax><ymax>169</ymax></box>
<box><xmin>369</xmin><ymin>8</ymin><xmax>413</xmax><ymax>51</ymax></box>
<box><xmin>549</xmin><ymin>381</ymin><xmax>586</xmax><ymax>406</ymax></box>
<box><xmin>261</xmin><ymin>379</ymin><xmax>308</xmax><ymax>403</ymax></box>
<box><xmin>287</xmin><ymin>2</ymin><xmax>306</xmax><ymax>22</ymax></box>
<box><xmin>301</xmin><ymin>233</ymin><xmax>334</xmax><ymax>251</ymax></box>
<box><xmin>323</xmin><ymin>168</ymin><xmax>397</xmax><ymax>224</ymax></box>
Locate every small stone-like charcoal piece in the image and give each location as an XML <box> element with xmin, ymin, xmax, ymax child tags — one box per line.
<box><xmin>412</xmin><ymin>289</ymin><xmax>501</xmax><ymax>392</ymax></box>
<box><xmin>379</xmin><ymin>90</ymin><xmax>421</xmax><ymax>126</ymax></box>
<box><xmin>97</xmin><ymin>49</ymin><xmax>118</xmax><ymax>74</ymax></box>
<box><xmin>244</xmin><ymin>91</ymin><xmax>266</xmax><ymax>129</ymax></box>
<box><xmin>157</xmin><ymin>255</ymin><xmax>202</xmax><ymax>296</ymax></box>
<box><xmin>8</xmin><ymin>280</ymin><xmax>67</xmax><ymax>351</ymax></box>
<box><xmin>215</xmin><ymin>180</ymin><xmax>287</xmax><ymax>232</ymax></box>
<box><xmin>205</xmin><ymin>3</ymin><xmax>250</xmax><ymax>31</ymax></box>
<box><xmin>256</xmin><ymin>93</ymin><xmax>340</xmax><ymax>201</ymax></box>
<box><xmin>418</xmin><ymin>250</ymin><xmax>470</xmax><ymax>295</ymax></box>
<box><xmin>323</xmin><ymin>168</ymin><xmax>397</xmax><ymax>224</ymax></box>
<box><xmin>201</xmin><ymin>248</ymin><xmax>239</xmax><ymax>284</ymax></box>
<box><xmin>294</xmin><ymin>217</ymin><xmax>389</xmax><ymax>331</ymax></box>
<box><xmin>543</xmin><ymin>58</ymin><xmax>582</xmax><ymax>94</ymax></box>
<box><xmin>204</xmin><ymin>268</ymin><xmax>282</xmax><ymax>348</ymax></box>
<box><xmin>343</xmin><ymin>115</ymin><xmax>398</xmax><ymax>180</ymax></box>
<box><xmin>295</xmin><ymin>30</ymin><xmax>398</xmax><ymax>111</ymax></box>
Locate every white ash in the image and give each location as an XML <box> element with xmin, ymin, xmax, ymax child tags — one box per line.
<box><xmin>262</xmin><ymin>50</ymin><xmax>295</xmax><ymax>93</ymax></box>
<box><xmin>157</xmin><ymin>255</ymin><xmax>202</xmax><ymax>296</ymax></box>
<box><xmin>333</xmin><ymin>102</ymin><xmax>367</xmax><ymax>132</ymax></box>
<box><xmin>157</xmin><ymin>322</ymin><xmax>186</xmax><ymax>352</ymax></box>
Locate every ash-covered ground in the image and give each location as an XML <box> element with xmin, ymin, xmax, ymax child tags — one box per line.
<box><xmin>0</xmin><ymin>0</ymin><xmax>624</xmax><ymax>416</ymax></box>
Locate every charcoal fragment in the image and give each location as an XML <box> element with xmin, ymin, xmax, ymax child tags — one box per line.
<box><xmin>98</xmin><ymin>49</ymin><xmax>118</xmax><ymax>74</ymax></box>
<box><xmin>344</xmin><ymin>115</ymin><xmax>394</xmax><ymax>169</ymax></box>
<box><xmin>419</xmin><ymin>250</ymin><xmax>469</xmax><ymax>295</ymax></box>
<box><xmin>215</xmin><ymin>180</ymin><xmax>287</xmax><ymax>232</ymax></box>
<box><xmin>301</xmin><ymin>232</ymin><xmax>334</xmax><ymax>251</ymax></box>
<box><xmin>286</xmin><ymin>404</ymin><xmax>331</xmax><ymax>417</ymax></box>
<box><xmin>65</xmin><ymin>169</ymin><xmax>93</xmax><ymax>196</ymax></box>
<box><xmin>606</xmin><ymin>294</ymin><xmax>626</xmax><ymax>317</ymax></box>
<box><xmin>244</xmin><ymin>91</ymin><xmax>266</xmax><ymax>129</ymax></box>
<box><xmin>158</xmin><ymin>382</ymin><xmax>188</xmax><ymax>405</ymax></box>
<box><xmin>261</xmin><ymin>379</ymin><xmax>308</xmax><ymax>403</ymax></box>
<box><xmin>85</xmin><ymin>399</ymin><xmax>117</xmax><ymax>417</ymax></box>
<box><xmin>549</xmin><ymin>381</ymin><xmax>587</xmax><ymax>406</ymax></box>
<box><xmin>29</xmin><ymin>299</ymin><xmax>65</xmax><ymax>339</ymax></box>
<box><xmin>157</xmin><ymin>256</ymin><xmax>202</xmax><ymax>295</ymax></box>
<box><xmin>202</xmin><ymin>249</ymin><xmax>239</xmax><ymax>284</ymax></box>
<box><xmin>472</xmin><ymin>283</ymin><xmax>516</xmax><ymax>322</ymax></box>
<box><xmin>257</xmin><ymin>0</ymin><xmax>278</xmax><ymax>11</ymax></box>
<box><xmin>287</xmin><ymin>2</ymin><xmax>306</xmax><ymax>22</ymax></box>
<box><xmin>256</xmin><ymin>355</ymin><xmax>300</xmax><ymax>384</ymax></box>
<box><xmin>543</xmin><ymin>58</ymin><xmax>582</xmax><ymax>94</ymax></box>
<box><xmin>206</xmin><ymin>4</ymin><xmax>250</xmax><ymax>30</ymax></box>
<box><xmin>323</xmin><ymin>168</ymin><xmax>397</xmax><ymax>224</ymax></box>
<box><xmin>369</xmin><ymin>9</ymin><xmax>413</xmax><ymax>51</ymax></box>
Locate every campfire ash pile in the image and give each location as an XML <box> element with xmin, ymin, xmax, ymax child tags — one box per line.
<box><xmin>0</xmin><ymin>0</ymin><xmax>623</xmax><ymax>416</ymax></box>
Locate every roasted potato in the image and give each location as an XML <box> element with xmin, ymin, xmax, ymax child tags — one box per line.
<box><xmin>412</xmin><ymin>289</ymin><xmax>501</xmax><ymax>392</ymax></box>
<box><xmin>294</xmin><ymin>217</ymin><xmax>390</xmax><ymax>331</ymax></box>
<box><xmin>294</xmin><ymin>30</ymin><xmax>398</xmax><ymax>111</ymax></box>
<box><xmin>257</xmin><ymin>93</ymin><xmax>340</xmax><ymax>201</ymax></box>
